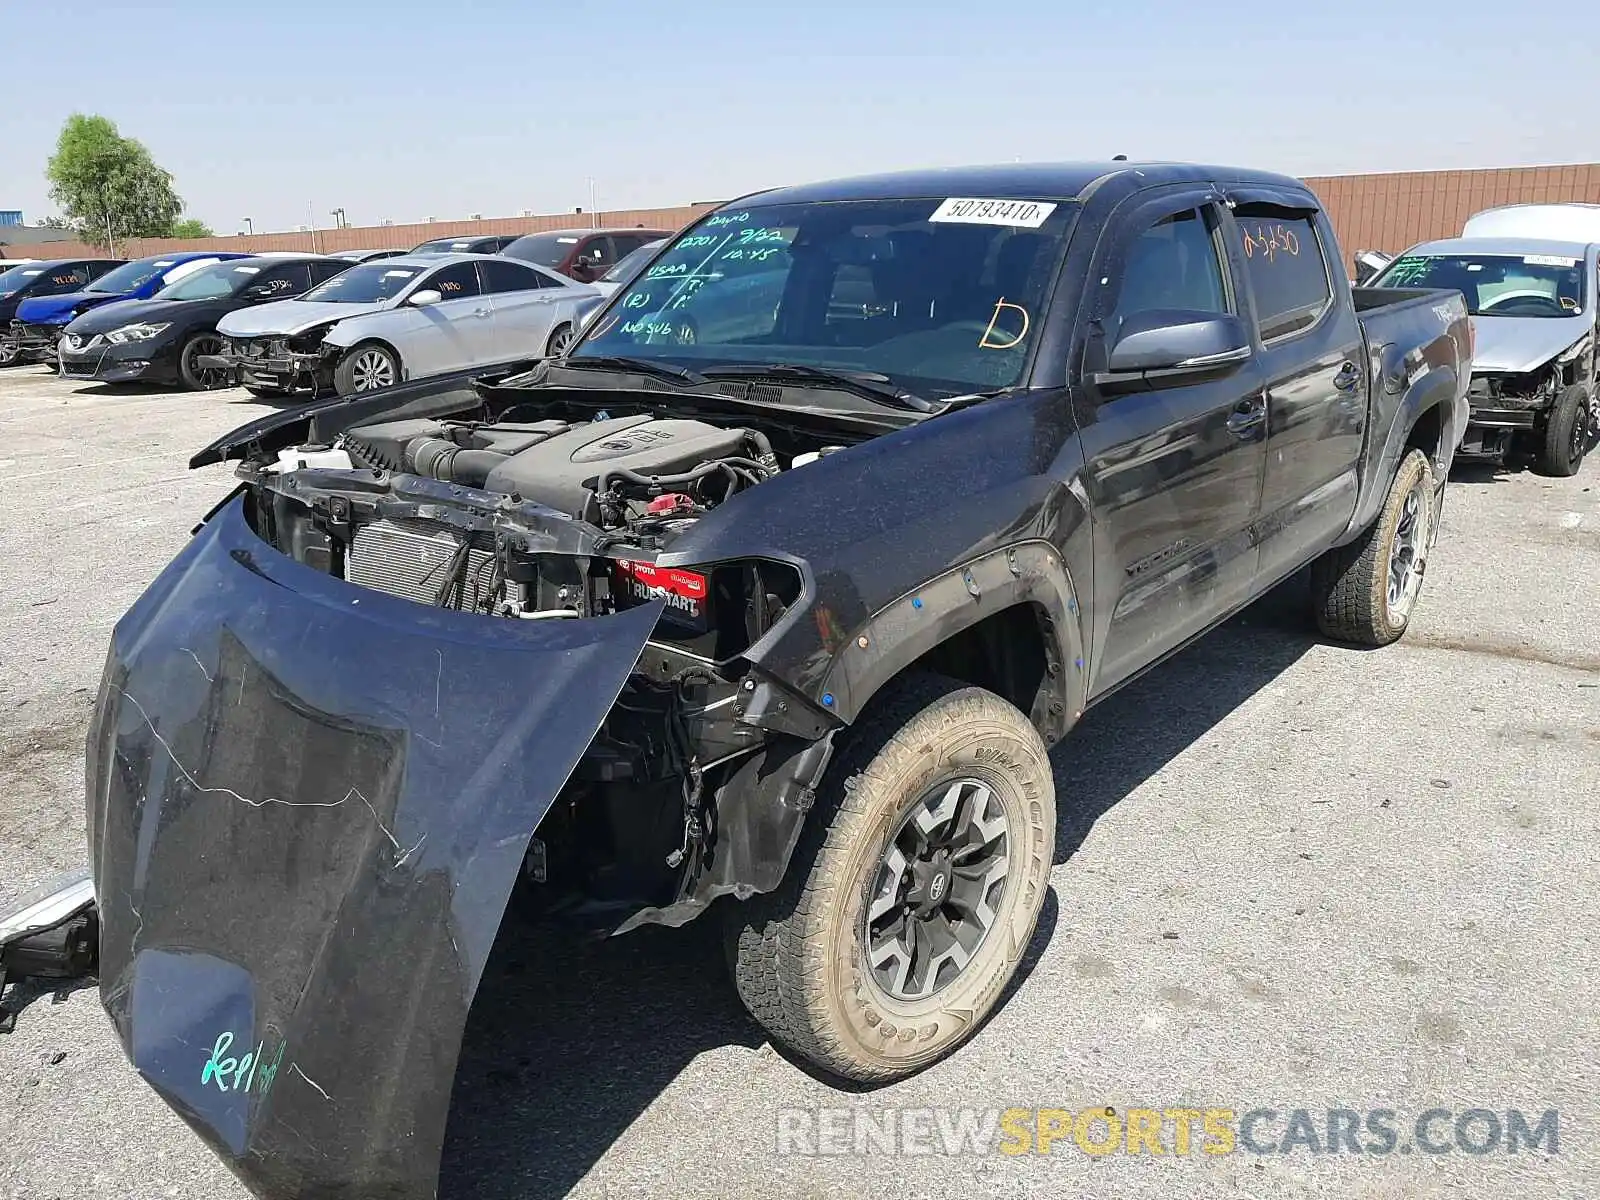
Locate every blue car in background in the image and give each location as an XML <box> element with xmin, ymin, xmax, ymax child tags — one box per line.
<box><xmin>10</xmin><ymin>251</ymin><xmax>250</xmax><ymax>363</ymax></box>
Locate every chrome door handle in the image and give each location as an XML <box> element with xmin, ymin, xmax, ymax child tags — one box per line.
<box><xmin>472</xmin><ymin>307</ymin><xmax>492</xmax><ymax>318</ymax></box>
<box><xmin>1333</xmin><ymin>361</ymin><xmax>1361</xmax><ymax>392</ymax></box>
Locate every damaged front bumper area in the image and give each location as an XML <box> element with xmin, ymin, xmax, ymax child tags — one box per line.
<box><xmin>58</xmin><ymin>332</ymin><xmax>167</xmax><ymax>383</ymax></box>
<box><xmin>9</xmin><ymin>319</ymin><xmax>65</xmax><ymax>362</ymax></box>
<box><xmin>86</xmin><ymin>494</ymin><xmax>665</xmax><ymax>1197</ymax></box>
<box><xmin>202</xmin><ymin>336</ymin><xmax>332</xmax><ymax>392</ymax></box>
<box><xmin>1459</xmin><ymin>370</ymin><xmax>1557</xmax><ymax>457</ymax></box>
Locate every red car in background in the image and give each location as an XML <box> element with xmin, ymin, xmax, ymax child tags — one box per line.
<box><xmin>500</xmin><ymin>226</ymin><xmax>673</xmax><ymax>282</ymax></box>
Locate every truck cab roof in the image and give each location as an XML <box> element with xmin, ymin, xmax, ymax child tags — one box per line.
<box><xmin>742</xmin><ymin>160</ymin><xmax>1311</xmax><ymax>206</ymax></box>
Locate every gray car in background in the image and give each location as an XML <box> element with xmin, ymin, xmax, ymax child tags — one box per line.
<box><xmin>213</xmin><ymin>252</ymin><xmax>598</xmax><ymax>396</ymax></box>
<box><xmin>1373</xmin><ymin>209</ymin><xmax>1600</xmax><ymax>475</ymax></box>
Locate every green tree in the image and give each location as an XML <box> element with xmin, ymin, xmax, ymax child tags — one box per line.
<box><xmin>171</xmin><ymin>217</ymin><xmax>215</xmax><ymax>238</ymax></box>
<box><xmin>45</xmin><ymin>114</ymin><xmax>184</xmax><ymax>247</ymax></box>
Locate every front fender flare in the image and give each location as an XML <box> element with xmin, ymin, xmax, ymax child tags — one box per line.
<box><xmin>817</xmin><ymin>540</ymin><xmax>1086</xmax><ymax>744</ymax></box>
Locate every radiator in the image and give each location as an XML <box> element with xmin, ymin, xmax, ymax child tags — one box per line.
<box><xmin>346</xmin><ymin>517</ymin><xmax>495</xmax><ymax>608</ymax></box>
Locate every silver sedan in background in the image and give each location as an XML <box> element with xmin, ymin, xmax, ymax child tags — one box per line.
<box><xmin>215</xmin><ymin>252</ymin><xmax>601</xmax><ymax>395</ymax></box>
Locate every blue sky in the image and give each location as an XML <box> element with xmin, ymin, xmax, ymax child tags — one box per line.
<box><xmin>2</xmin><ymin>0</ymin><xmax>1594</xmax><ymax>234</ymax></box>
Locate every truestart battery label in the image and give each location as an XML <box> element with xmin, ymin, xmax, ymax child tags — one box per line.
<box><xmin>612</xmin><ymin>560</ymin><xmax>709</xmax><ymax>628</ymax></box>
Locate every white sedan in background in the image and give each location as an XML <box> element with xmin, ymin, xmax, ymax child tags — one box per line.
<box><xmin>214</xmin><ymin>252</ymin><xmax>600</xmax><ymax>396</ymax></box>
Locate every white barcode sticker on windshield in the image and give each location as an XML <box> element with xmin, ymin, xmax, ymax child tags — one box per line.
<box><xmin>1524</xmin><ymin>254</ymin><xmax>1578</xmax><ymax>267</ymax></box>
<box><xmin>929</xmin><ymin>198</ymin><xmax>1058</xmax><ymax>228</ymax></box>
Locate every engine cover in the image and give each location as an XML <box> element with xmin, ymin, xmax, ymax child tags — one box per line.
<box><xmin>479</xmin><ymin>416</ymin><xmax>749</xmax><ymax>516</ymax></box>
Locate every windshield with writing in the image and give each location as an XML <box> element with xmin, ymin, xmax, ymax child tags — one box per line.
<box><xmin>86</xmin><ymin>258</ymin><xmax>173</xmax><ymax>294</ymax></box>
<box><xmin>301</xmin><ymin>263</ymin><xmax>419</xmax><ymax>304</ymax></box>
<box><xmin>158</xmin><ymin>262</ymin><xmax>258</xmax><ymax>301</ymax></box>
<box><xmin>572</xmin><ymin>198</ymin><xmax>1074</xmax><ymax>399</ymax></box>
<box><xmin>0</xmin><ymin>266</ymin><xmax>43</xmax><ymax>297</ymax></box>
<box><xmin>1375</xmin><ymin>253</ymin><xmax>1586</xmax><ymax>318</ymax></box>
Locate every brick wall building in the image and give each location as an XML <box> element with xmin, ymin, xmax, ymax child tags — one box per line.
<box><xmin>8</xmin><ymin>163</ymin><xmax>1600</xmax><ymax>268</ymax></box>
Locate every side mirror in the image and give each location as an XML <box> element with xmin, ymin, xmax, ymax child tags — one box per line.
<box><xmin>1098</xmin><ymin>310</ymin><xmax>1252</xmax><ymax>386</ymax></box>
<box><xmin>408</xmin><ymin>288</ymin><xmax>443</xmax><ymax>307</ymax></box>
<box><xmin>242</xmin><ymin>284</ymin><xmax>276</xmax><ymax>300</ymax></box>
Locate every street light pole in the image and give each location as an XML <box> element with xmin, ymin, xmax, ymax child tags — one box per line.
<box><xmin>102</xmin><ymin>187</ymin><xmax>115</xmax><ymax>256</ymax></box>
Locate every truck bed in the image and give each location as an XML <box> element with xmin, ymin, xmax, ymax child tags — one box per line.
<box><xmin>1351</xmin><ymin>284</ymin><xmax>1458</xmax><ymax>316</ymax></box>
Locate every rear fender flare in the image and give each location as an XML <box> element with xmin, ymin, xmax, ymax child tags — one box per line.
<box><xmin>817</xmin><ymin>540</ymin><xmax>1086</xmax><ymax>744</ymax></box>
<box><xmin>1341</xmin><ymin>364</ymin><xmax>1460</xmax><ymax>543</ymax></box>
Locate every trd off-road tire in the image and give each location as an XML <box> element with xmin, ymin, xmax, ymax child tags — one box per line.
<box><xmin>334</xmin><ymin>342</ymin><xmax>401</xmax><ymax>396</ymax></box>
<box><xmin>725</xmin><ymin>672</ymin><xmax>1055</xmax><ymax>1083</ymax></box>
<box><xmin>1536</xmin><ymin>384</ymin><xmax>1591</xmax><ymax>477</ymax></box>
<box><xmin>1311</xmin><ymin>447</ymin><xmax>1435</xmax><ymax>647</ymax></box>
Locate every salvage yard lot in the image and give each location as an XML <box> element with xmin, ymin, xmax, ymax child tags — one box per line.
<box><xmin>0</xmin><ymin>362</ymin><xmax>1596</xmax><ymax>1199</ymax></box>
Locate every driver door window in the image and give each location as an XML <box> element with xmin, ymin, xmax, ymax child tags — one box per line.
<box><xmin>1103</xmin><ymin>207</ymin><xmax>1230</xmax><ymax>341</ymax></box>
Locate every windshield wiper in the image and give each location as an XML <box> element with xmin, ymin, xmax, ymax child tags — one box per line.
<box><xmin>556</xmin><ymin>355</ymin><xmax>706</xmax><ymax>384</ymax></box>
<box><xmin>699</xmin><ymin>363</ymin><xmax>934</xmax><ymax>413</ymax></box>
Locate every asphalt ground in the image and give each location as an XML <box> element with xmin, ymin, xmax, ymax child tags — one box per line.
<box><xmin>0</xmin><ymin>361</ymin><xmax>1596</xmax><ymax>1199</ymax></box>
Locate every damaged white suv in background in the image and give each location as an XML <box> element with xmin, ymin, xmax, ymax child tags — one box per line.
<box><xmin>209</xmin><ymin>251</ymin><xmax>602</xmax><ymax>398</ymax></box>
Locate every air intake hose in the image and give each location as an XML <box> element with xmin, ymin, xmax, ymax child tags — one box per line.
<box><xmin>405</xmin><ymin>437</ymin><xmax>506</xmax><ymax>488</ymax></box>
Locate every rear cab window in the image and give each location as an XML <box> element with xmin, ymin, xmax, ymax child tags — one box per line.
<box><xmin>1231</xmin><ymin>205</ymin><xmax>1332</xmax><ymax>341</ymax></box>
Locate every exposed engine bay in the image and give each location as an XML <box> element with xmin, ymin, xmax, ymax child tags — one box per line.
<box><xmin>254</xmin><ymin>409</ymin><xmax>843</xmax><ymax>638</ymax></box>
<box><xmin>239</xmin><ymin>394</ymin><xmax>859</xmax><ymax>929</ymax></box>
<box><xmin>340</xmin><ymin>412</ymin><xmax>792</xmax><ymax>526</ymax></box>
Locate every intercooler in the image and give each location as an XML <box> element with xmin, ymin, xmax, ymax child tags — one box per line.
<box><xmin>345</xmin><ymin>517</ymin><xmax>497</xmax><ymax>609</ymax></box>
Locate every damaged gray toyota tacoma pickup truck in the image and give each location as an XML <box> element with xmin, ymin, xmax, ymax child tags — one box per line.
<box><xmin>4</xmin><ymin>162</ymin><xmax>1471</xmax><ymax>1198</ymax></box>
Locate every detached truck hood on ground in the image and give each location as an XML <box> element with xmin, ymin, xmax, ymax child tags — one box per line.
<box><xmin>86</xmin><ymin>495</ymin><xmax>662</xmax><ymax>1197</ymax></box>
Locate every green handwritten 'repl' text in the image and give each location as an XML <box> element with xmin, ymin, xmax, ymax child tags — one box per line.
<box><xmin>201</xmin><ymin>1031</ymin><xmax>286</xmax><ymax>1096</ymax></box>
